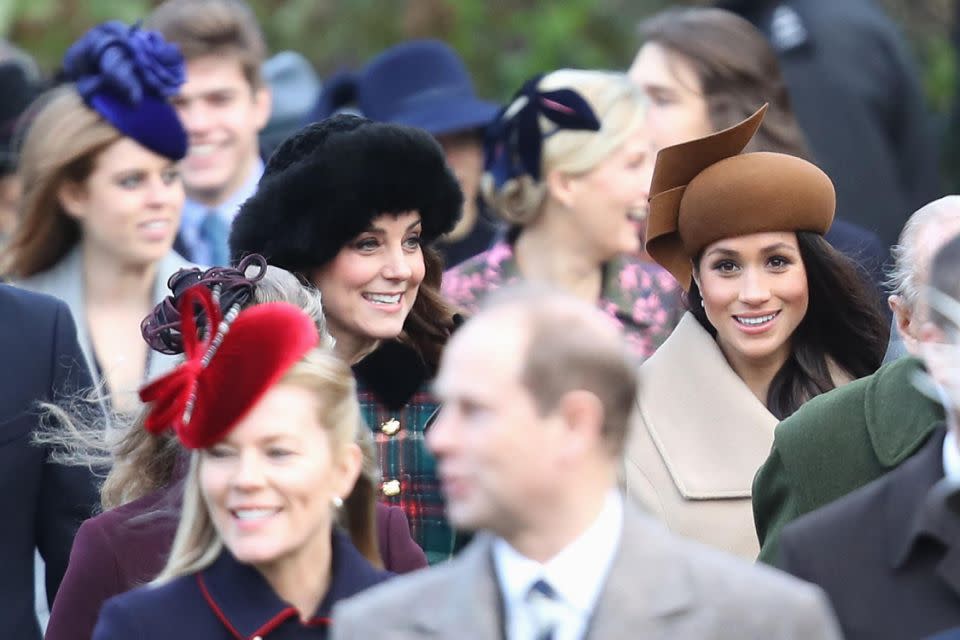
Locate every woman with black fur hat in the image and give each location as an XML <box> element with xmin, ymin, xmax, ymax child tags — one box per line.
<box><xmin>230</xmin><ymin>114</ymin><xmax>464</xmax><ymax>564</ymax></box>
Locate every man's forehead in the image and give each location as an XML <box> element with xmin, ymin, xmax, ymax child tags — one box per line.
<box><xmin>440</xmin><ymin>316</ymin><xmax>526</xmax><ymax>381</ymax></box>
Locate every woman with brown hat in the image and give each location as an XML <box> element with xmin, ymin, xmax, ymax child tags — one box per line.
<box><xmin>623</xmin><ymin>106</ymin><xmax>888</xmax><ymax>559</ymax></box>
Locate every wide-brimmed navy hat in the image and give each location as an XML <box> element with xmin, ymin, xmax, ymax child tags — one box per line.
<box><xmin>316</xmin><ymin>40</ymin><xmax>499</xmax><ymax>137</ymax></box>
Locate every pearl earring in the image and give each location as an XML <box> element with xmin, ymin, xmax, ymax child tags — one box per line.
<box><xmin>332</xmin><ymin>496</ymin><xmax>343</xmax><ymax>509</ymax></box>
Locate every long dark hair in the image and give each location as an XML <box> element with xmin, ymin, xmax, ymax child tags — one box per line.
<box><xmin>687</xmin><ymin>231</ymin><xmax>888</xmax><ymax>419</ymax></box>
<box><xmin>399</xmin><ymin>245</ymin><xmax>460</xmax><ymax>374</ymax></box>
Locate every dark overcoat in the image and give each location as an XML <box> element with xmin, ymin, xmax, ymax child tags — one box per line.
<box><xmin>0</xmin><ymin>284</ymin><xmax>98</xmax><ymax>639</ymax></box>
<box><xmin>779</xmin><ymin>427</ymin><xmax>960</xmax><ymax>640</ymax></box>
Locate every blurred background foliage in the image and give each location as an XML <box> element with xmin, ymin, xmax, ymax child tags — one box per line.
<box><xmin>1</xmin><ymin>0</ymin><xmax>955</xmax><ymax>108</ymax></box>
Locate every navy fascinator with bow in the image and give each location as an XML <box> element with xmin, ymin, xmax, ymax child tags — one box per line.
<box><xmin>62</xmin><ymin>21</ymin><xmax>188</xmax><ymax>161</ymax></box>
<box><xmin>484</xmin><ymin>74</ymin><xmax>601</xmax><ymax>190</ymax></box>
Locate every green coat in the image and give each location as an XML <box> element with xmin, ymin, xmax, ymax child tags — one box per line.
<box><xmin>753</xmin><ymin>356</ymin><xmax>943</xmax><ymax>564</ymax></box>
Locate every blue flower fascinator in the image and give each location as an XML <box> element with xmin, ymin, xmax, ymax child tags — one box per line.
<box><xmin>62</xmin><ymin>21</ymin><xmax>188</xmax><ymax>161</ymax></box>
<box><xmin>484</xmin><ymin>73</ymin><xmax>601</xmax><ymax>190</ymax></box>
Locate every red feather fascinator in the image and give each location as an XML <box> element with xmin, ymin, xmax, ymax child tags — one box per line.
<box><xmin>139</xmin><ymin>285</ymin><xmax>319</xmax><ymax>449</ymax></box>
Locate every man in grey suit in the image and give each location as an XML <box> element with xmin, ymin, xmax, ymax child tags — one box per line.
<box><xmin>332</xmin><ymin>287</ymin><xmax>841</xmax><ymax>640</ymax></box>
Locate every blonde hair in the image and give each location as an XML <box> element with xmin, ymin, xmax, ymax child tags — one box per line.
<box><xmin>155</xmin><ymin>347</ymin><xmax>368</xmax><ymax>582</ymax></box>
<box><xmin>1</xmin><ymin>87</ymin><xmax>121</xmax><ymax>278</ymax></box>
<box><xmin>34</xmin><ymin>266</ymin><xmax>336</xmax><ymax>510</ymax></box>
<box><xmin>481</xmin><ymin>70</ymin><xmax>647</xmax><ymax>226</ymax></box>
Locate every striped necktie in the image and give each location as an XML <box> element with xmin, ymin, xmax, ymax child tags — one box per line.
<box><xmin>526</xmin><ymin>579</ymin><xmax>561</xmax><ymax>640</ymax></box>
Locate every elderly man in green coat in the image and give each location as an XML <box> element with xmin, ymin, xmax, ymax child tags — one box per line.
<box><xmin>753</xmin><ymin>197</ymin><xmax>960</xmax><ymax>564</ymax></box>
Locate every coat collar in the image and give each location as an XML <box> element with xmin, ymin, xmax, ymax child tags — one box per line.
<box><xmin>352</xmin><ymin>339</ymin><xmax>432</xmax><ymax>411</ymax></box>
<box><xmin>198</xmin><ymin>530</ymin><xmax>389</xmax><ymax>638</ymax></box>
<box><xmin>13</xmin><ymin>245</ymin><xmax>197</xmax><ymax>383</ymax></box>
<box><xmin>865</xmin><ymin>357</ymin><xmax>944</xmax><ymax>467</ymax></box>
<box><xmin>403</xmin><ymin>503</ymin><xmax>695</xmax><ymax>638</ymax></box>
<box><xmin>887</xmin><ymin>428</ymin><xmax>960</xmax><ymax>594</ymax></box>
<box><xmin>637</xmin><ymin>313</ymin><xmax>778</xmax><ymax>499</ymax></box>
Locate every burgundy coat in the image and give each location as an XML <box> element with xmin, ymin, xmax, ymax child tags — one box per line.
<box><xmin>46</xmin><ymin>486</ymin><xmax>426</xmax><ymax>640</ymax></box>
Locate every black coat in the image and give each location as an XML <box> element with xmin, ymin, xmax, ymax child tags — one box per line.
<box><xmin>720</xmin><ymin>0</ymin><xmax>941</xmax><ymax>247</ymax></box>
<box><xmin>779</xmin><ymin>427</ymin><xmax>960</xmax><ymax>640</ymax></box>
<box><xmin>0</xmin><ymin>284</ymin><xmax>98</xmax><ymax>640</ymax></box>
<box><xmin>92</xmin><ymin>531</ymin><xmax>391</xmax><ymax>639</ymax></box>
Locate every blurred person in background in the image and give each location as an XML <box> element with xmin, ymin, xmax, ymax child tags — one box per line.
<box><xmin>0</xmin><ymin>43</ymin><xmax>43</xmax><ymax>248</ymax></box>
<box><xmin>314</xmin><ymin>40</ymin><xmax>501</xmax><ymax>268</ymax></box>
<box><xmin>629</xmin><ymin>7</ymin><xmax>890</xmax><ymax>307</ymax></box>
<box><xmin>753</xmin><ymin>197</ymin><xmax>960</xmax><ymax>564</ymax></box>
<box><xmin>442</xmin><ymin>70</ymin><xmax>684</xmax><ymax>361</ymax></box>
<box><xmin>624</xmin><ymin>107</ymin><xmax>887</xmax><ymax>559</ymax></box>
<box><xmin>44</xmin><ymin>257</ymin><xmax>426</xmax><ymax>640</ymax></box>
<box><xmin>230</xmin><ymin>114</ymin><xmax>465</xmax><ymax>564</ymax></box>
<box><xmin>92</xmin><ymin>289</ymin><xmax>391</xmax><ymax>639</ymax></box>
<box><xmin>2</xmin><ymin>22</ymin><xmax>194</xmax><ymax>414</ymax></box>
<box><xmin>717</xmin><ymin>0</ymin><xmax>940</xmax><ymax>248</ymax></box>
<box><xmin>0</xmin><ymin>284</ymin><xmax>98</xmax><ymax>640</ymax></box>
<box><xmin>147</xmin><ymin>0</ymin><xmax>271</xmax><ymax>267</ymax></box>
<box><xmin>776</xmin><ymin>232</ymin><xmax>960</xmax><ymax>640</ymax></box>
<box><xmin>332</xmin><ymin>286</ymin><xmax>843</xmax><ymax>640</ymax></box>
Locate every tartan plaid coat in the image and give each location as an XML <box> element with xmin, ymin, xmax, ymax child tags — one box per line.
<box><xmin>353</xmin><ymin>340</ymin><xmax>453</xmax><ymax>565</ymax></box>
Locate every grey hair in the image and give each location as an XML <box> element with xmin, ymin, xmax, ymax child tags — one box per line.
<box><xmin>886</xmin><ymin>195</ymin><xmax>960</xmax><ymax>311</ymax></box>
<box><xmin>33</xmin><ymin>264</ymin><xmax>337</xmax><ymax>506</ymax></box>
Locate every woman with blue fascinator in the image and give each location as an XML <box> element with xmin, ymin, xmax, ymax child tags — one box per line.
<box><xmin>2</xmin><ymin>22</ymin><xmax>196</xmax><ymax>413</ymax></box>
<box><xmin>442</xmin><ymin>70</ymin><xmax>684</xmax><ymax>360</ymax></box>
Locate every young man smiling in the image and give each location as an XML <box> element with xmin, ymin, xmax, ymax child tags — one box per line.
<box><xmin>147</xmin><ymin>0</ymin><xmax>272</xmax><ymax>266</ymax></box>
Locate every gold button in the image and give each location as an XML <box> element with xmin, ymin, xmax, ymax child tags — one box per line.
<box><xmin>382</xmin><ymin>479</ymin><xmax>401</xmax><ymax>496</ymax></box>
<box><xmin>380</xmin><ymin>418</ymin><xmax>400</xmax><ymax>436</ymax></box>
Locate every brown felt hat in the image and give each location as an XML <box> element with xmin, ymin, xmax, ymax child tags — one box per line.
<box><xmin>645</xmin><ymin>105</ymin><xmax>835</xmax><ymax>290</ymax></box>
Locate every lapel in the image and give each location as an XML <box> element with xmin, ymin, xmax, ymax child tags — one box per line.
<box><xmin>14</xmin><ymin>246</ymin><xmax>94</xmax><ymax>373</ymax></box>
<box><xmin>405</xmin><ymin>534</ymin><xmax>505</xmax><ymax>638</ymax></box>
<box><xmin>638</xmin><ymin>312</ymin><xmax>777</xmax><ymax>498</ymax></box>
<box><xmin>587</xmin><ymin>504</ymin><xmax>695</xmax><ymax>638</ymax></box>
<box><xmin>865</xmin><ymin>357</ymin><xmax>944</xmax><ymax>468</ymax></box>
<box><xmin>887</xmin><ymin>428</ymin><xmax>960</xmax><ymax>597</ymax></box>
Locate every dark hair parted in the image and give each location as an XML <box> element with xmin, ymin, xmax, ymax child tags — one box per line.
<box><xmin>230</xmin><ymin>114</ymin><xmax>464</xmax><ymax>371</ymax></box>
<box><xmin>688</xmin><ymin>232</ymin><xmax>888</xmax><ymax>419</ymax></box>
<box><xmin>637</xmin><ymin>7</ymin><xmax>811</xmax><ymax>159</ymax></box>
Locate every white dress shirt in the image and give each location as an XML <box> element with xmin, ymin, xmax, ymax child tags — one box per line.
<box><xmin>492</xmin><ymin>490</ymin><xmax>624</xmax><ymax>640</ymax></box>
<box><xmin>179</xmin><ymin>160</ymin><xmax>263</xmax><ymax>265</ymax></box>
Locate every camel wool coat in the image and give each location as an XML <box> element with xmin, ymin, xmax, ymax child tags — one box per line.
<box><xmin>624</xmin><ymin>313</ymin><xmax>849</xmax><ymax>559</ymax></box>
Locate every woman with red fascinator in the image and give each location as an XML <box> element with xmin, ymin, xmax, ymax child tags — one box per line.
<box><xmin>92</xmin><ymin>286</ymin><xmax>391</xmax><ymax>638</ymax></box>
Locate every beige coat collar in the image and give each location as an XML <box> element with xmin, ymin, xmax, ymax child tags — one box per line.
<box><xmin>637</xmin><ymin>312</ymin><xmax>777</xmax><ymax>499</ymax></box>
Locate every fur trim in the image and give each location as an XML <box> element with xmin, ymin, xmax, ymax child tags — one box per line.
<box><xmin>229</xmin><ymin>115</ymin><xmax>463</xmax><ymax>275</ymax></box>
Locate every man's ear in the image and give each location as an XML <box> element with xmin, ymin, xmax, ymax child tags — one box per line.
<box><xmin>557</xmin><ymin>389</ymin><xmax>605</xmax><ymax>458</ymax></box>
<box><xmin>57</xmin><ymin>181</ymin><xmax>88</xmax><ymax>220</ymax></box>
<box><xmin>890</xmin><ymin>294</ymin><xmax>921</xmax><ymax>356</ymax></box>
<box><xmin>252</xmin><ymin>85</ymin><xmax>272</xmax><ymax>133</ymax></box>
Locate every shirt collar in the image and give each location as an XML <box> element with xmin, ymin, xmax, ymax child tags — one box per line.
<box><xmin>197</xmin><ymin>529</ymin><xmax>389</xmax><ymax>638</ymax></box>
<box><xmin>182</xmin><ymin>159</ymin><xmax>264</xmax><ymax>224</ymax></box>
<box><xmin>944</xmin><ymin>430</ymin><xmax>960</xmax><ymax>483</ymax></box>
<box><xmin>492</xmin><ymin>490</ymin><xmax>624</xmax><ymax>617</ymax></box>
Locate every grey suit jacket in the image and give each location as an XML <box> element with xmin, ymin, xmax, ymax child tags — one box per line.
<box><xmin>331</xmin><ymin>502</ymin><xmax>842</xmax><ymax>639</ymax></box>
<box><xmin>14</xmin><ymin>246</ymin><xmax>197</xmax><ymax>384</ymax></box>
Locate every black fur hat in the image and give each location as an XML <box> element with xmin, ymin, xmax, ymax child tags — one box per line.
<box><xmin>229</xmin><ymin>114</ymin><xmax>463</xmax><ymax>275</ymax></box>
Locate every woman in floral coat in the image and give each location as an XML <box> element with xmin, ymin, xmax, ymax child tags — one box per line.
<box><xmin>442</xmin><ymin>70</ymin><xmax>684</xmax><ymax>360</ymax></box>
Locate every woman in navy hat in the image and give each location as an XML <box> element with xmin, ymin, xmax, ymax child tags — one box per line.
<box><xmin>315</xmin><ymin>40</ymin><xmax>501</xmax><ymax>268</ymax></box>
<box><xmin>93</xmin><ymin>287</ymin><xmax>390</xmax><ymax>638</ymax></box>
<box><xmin>230</xmin><ymin>114</ymin><xmax>464</xmax><ymax>564</ymax></box>
<box><xmin>2</xmin><ymin>22</ymin><xmax>197</xmax><ymax>413</ymax></box>
<box><xmin>442</xmin><ymin>69</ymin><xmax>684</xmax><ymax>361</ymax></box>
